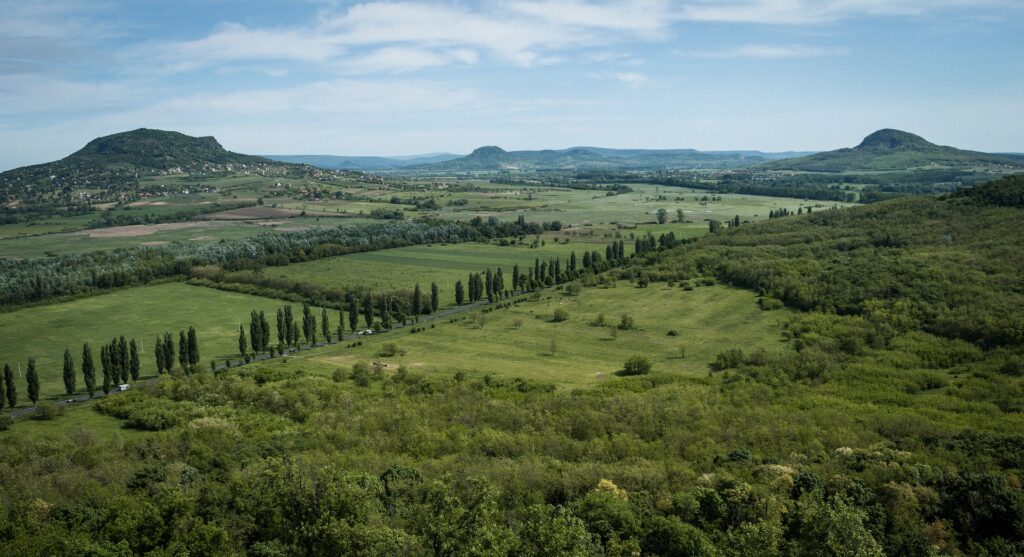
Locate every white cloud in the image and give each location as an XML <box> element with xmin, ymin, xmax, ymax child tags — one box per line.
<box><xmin>690</xmin><ymin>44</ymin><xmax>849</xmax><ymax>58</ymax></box>
<box><xmin>678</xmin><ymin>0</ymin><xmax>1013</xmax><ymax>25</ymax></box>
<box><xmin>613</xmin><ymin>72</ymin><xmax>650</xmax><ymax>86</ymax></box>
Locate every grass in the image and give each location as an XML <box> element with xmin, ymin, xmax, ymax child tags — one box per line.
<box><xmin>0</xmin><ymin>282</ymin><xmax>327</xmax><ymax>406</ymax></box>
<box><xmin>271</xmin><ymin>282</ymin><xmax>793</xmax><ymax>387</ymax></box>
<box><xmin>273</xmin><ymin>239</ymin><xmax>617</xmax><ymax>298</ymax></box>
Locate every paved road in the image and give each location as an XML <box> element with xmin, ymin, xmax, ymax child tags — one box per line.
<box><xmin>7</xmin><ymin>293</ymin><xmax>518</xmax><ymax>420</ymax></box>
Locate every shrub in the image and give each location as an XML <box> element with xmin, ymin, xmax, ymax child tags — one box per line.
<box><xmin>618</xmin><ymin>314</ymin><xmax>637</xmax><ymax>330</ymax></box>
<box><xmin>553</xmin><ymin>308</ymin><xmax>569</xmax><ymax>322</ymax></box>
<box><xmin>590</xmin><ymin>313</ymin><xmax>607</xmax><ymax>327</ymax></box>
<box><xmin>33</xmin><ymin>400</ymin><xmax>64</xmax><ymax>420</ymax></box>
<box><xmin>758</xmin><ymin>297</ymin><xmax>784</xmax><ymax>311</ymax></box>
<box><xmin>711</xmin><ymin>348</ymin><xmax>745</xmax><ymax>371</ymax></box>
<box><xmin>379</xmin><ymin>343</ymin><xmax>404</xmax><ymax>357</ymax></box>
<box><xmin>351</xmin><ymin>362</ymin><xmax>371</xmax><ymax>387</ymax></box>
<box><xmin>667</xmin><ymin>329</ymin><xmax>679</xmax><ymax>336</ymax></box>
<box><xmin>0</xmin><ymin>414</ymin><xmax>14</xmax><ymax>431</ymax></box>
<box><xmin>622</xmin><ymin>355</ymin><xmax>652</xmax><ymax>376</ymax></box>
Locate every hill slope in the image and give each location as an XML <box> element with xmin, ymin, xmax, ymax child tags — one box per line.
<box><xmin>411</xmin><ymin>145</ymin><xmax>799</xmax><ymax>171</ymax></box>
<box><xmin>1</xmin><ymin>129</ymin><xmax>293</xmax><ymax>203</ymax></box>
<box><xmin>762</xmin><ymin>129</ymin><xmax>1024</xmax><ymax>172</ymax></box>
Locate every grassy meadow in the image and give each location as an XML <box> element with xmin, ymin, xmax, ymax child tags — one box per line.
<box><xmin>270</xmin><ymin>282</ymin><xmax>792</xmax><ymax>387</ymax></box>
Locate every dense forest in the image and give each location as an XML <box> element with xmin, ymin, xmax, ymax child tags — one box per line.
<box><xmin>0</xmin><ymin>177</ymin><xmax>1020</xmax><ymax>555</ymax></box>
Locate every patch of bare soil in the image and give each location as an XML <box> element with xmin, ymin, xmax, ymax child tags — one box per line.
<box><xmin>84</xmin><ymin>222</ymin><xmax>207</xmax><ymax>238</ymax></box>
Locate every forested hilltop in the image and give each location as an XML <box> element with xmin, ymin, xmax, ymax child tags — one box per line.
<box><xmin>0</xmin><ymin>177</ymin><xmax>1022</xmax><ymax>556</ymax></box>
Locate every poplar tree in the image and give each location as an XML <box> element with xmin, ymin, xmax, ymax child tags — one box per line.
<box><xmin>26</xmin><ymin>359</ymin><xmax>39</xmax><ymax>404</ymax></box>
<box><xmin>321</xmin><ymin>307</ymin><xmax>331</xmax><ymax>343</ymax></box>
<box><xmin>284</xmin><ymin>306</ymin><xmax>294</xmax><ymax>346</ymax></box>
<box><xmin>100</xmin><ymin>345</ymin><xmax>112</xmax><ymax>393</ymax></box>
<box><xmin>431</xmin><ymin>282</ymin><xmax>439</xmax><ymax>313</ymax></box>
<box><xmin>259</xmin><ymin>312</ymin><xmax>270</xmax><ymax>352</ymax></box>
<box><xmin>0</xmin><ymin>364</ymin><xmax>4</xmax><ymax>411</ymax></box>
<box><xmin>455</xmin><ymin>280</ymin><xmax>465</xmax><ymax>305</ymax></box>
<box><xmin>178</xmin><ymin>330</ymin><xmax>188</xmax><ymax>373</ymax></box>
<box><xmin>187</xmin><ymin>327</ymin><xmax>199</xmax><ymax>370</ymax></box>
<box><xmin>118</xmin><ymin>336</ymin><xmax>129</xmax><ymax>383</ymax></box>
<box><xmin>163</xmin><ymin>332</ymin><xmax>174</xmax><ymax>373</ymax></box>
<box><xmin>63</xmin><ymin>348</ymin><xmax>76</xmax><ymax>396</ymax></box>
<box><xmin>291</xmin><ymin>322</ymin><xmax>300</xmax><ymax>347</ymax></box>
<box><xmin>276</xmin><ymin>308</ymin><xmax>285</xmax><ymax>346</ymax></box>
<box><xmin>155</xmin><ymin>336</ymin><xmax>165</xmax><ymax>374</ymax></box>
<box><xmin>347</xmin><ymin>294</ymin><xmax>359</xmax><ymax>333</ymax></box>
<box><xmin>250</xmin><ymin>310</ymin><xmax>262</xmax><ymax>353</ymax></box>
<box><xmin>82</xmin><ymin>343</ymin><xmax>95</xmax><ymax>396</ymax></box>
<box><xmin>3</xmin><ymin>363</ymin><xmax>15</xmax><ymax>407</ymax></box>
<box><xmin>363</xmin><ymin>294</ymin><xmax>374</xmax><ymax>328</ymax></box>
<box><xmin>130</xmin><ymin>339</ymin><xmax>140</xmax><ymax>381</ymax></box>
<box><xmin>238</xmin><ymin>324</ymin><xmax>247</xmax><ymax>356</ymax></box>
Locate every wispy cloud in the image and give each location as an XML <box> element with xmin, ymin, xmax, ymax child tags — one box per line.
<box><xmin>678</xmin><ymin>0</ymin><xmax>1014</xmax><ymax>25</ymax></box>
<box><xmin>689</xmin><ymin>44</ymin><xmax>850</xmax><ymax>58</ymax></box>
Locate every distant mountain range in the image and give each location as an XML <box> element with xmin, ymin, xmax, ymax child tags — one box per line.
<box><xmin>761</xmin><ymin>129</ymin><xmax>1024</xmax><ymax>172</ymax></box>
<box><xmin>265</xmin><ymin>153</ymin><xmax>462</xmax><ymax>171</ymax></box>
<box><xmin>396</xmin><ymin>146</ymin><xmax>814</xmax><ymax>172</ymax></box>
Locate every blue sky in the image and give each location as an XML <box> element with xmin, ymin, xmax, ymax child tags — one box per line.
<box><xmin>1</xmin><ymin>0</ymin><xmax>1022</xmax><ymax>170</ymax></box>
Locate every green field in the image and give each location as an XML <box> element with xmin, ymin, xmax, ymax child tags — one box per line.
<box><xmin>279</xmin><ymin>282</ymin><xmax>791</xmax><ymax>387</ymax></box>
<box><xmin>273</xmin><ymin>238</ymin><xmax>623</xmax><ymax>298</ymax></box>
<box><xmin>0</xmin><ymin>283</ymin><xmax>327</xmax><ymax>406</ymax></box>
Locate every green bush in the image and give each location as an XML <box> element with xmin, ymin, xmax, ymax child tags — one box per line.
<box><xmin>32</xmin><ymin>400</ymin><xmax>64</xmax><ymax>420</ymax></box>
<box><xmin>553</xmin><ymin>308</ymin><xmax>569</xmax><ymax>322</ymax></box>
<box><xmin>622</xmin><ymin>355</ymin><xmax>652</xmax><ymax>376</ymax></box>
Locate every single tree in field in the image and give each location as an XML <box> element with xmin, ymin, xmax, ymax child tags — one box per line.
<box><xmin>455</xmin><ymin>280</ymin><xmax>465</xmax><ymax>305</ymax></box>
<box><xmin>82</xmin><ymin>343</ymin><xmax>96</xmax><ymax>397</ymax></box>
<box><xmin>26</xmin><ymin>359</ymin><xmax>39</xmax><ymax>404</ymax></box>
<box><xmin>63</xmin><ymin>349</ymin><xmax>76</xmax><ymax>396</ymax></box>
<box><xmin>238</xmin><ymin>324</ymin><xmax>247</xmax><ymax>357</ymax></box>
<box><xmin>321</xmin><ymin>307</ymin><xmax>331</xmax><ymax>343</ymax></box>
<box><xmin>187</xmin><ymin>327</ymin><xmax>199</xmax><ymax>370</ymax></box>
<box><xmin>430</xmin><ymin>282</ymin><xmax>439</xmax><ymax>313</ymax></box>
<box><xmin>3</xmin><ymin>363</ymin><xmax>15</xmax><ymax>407</ymax></box>
<box><xmin>412</xmin><ymin>283</ymin><xmax>422</xmax><ymax>321</ymax></box>
<box><xmin>155</xmin><ymin>336</ymin><xmax>165</xmax><ymax>374</ymax></box>
<box><xmin>676</xmin><ymin>208</ymin><xmax>684</xmax><ymax>223</ymax></box>
<box><xmin>129</xmin><ymin>339</ymin><xmax>140</xmax><ymax>381</ymax></box>
<box><xmin>276</xmin><ymin>308</ymin><xmax>285</xmax><ymax>346</ymax></box>
<box><xmin>100</xmin><ymin>346</ymin><xmax>111</xmax><ymax>393</ymax></box>
<box><xmin>178</xmin><ymin>330</ymin><xmax>188</xmax><ymax>374</ymax></box>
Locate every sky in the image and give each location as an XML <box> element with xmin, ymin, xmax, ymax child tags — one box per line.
<box><xmin>1</xmin><ymin>0</ymin><xmax>1022</xmax><ymax>170</ymax></box>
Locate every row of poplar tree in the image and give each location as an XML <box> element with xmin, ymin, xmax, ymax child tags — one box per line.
<box><xmin>0</xmin><ymin>326</ymin><xmax>201</xmax><ymax>409</ymax></box>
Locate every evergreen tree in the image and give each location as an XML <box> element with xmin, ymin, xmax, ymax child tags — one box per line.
<box><xmin>455</xmin><ymin>280</ymin><xmax>465</xmax><ymax>305</ymax></box>
<box><xmin>495</xmin><ymin>268</ymin><xmax>505</xmax><ymax>296</ymax></box>
<box><xmin>276</xmin><ymin>308</ymin><xmax>285</xmax><ymax>346</ymax></box>
<box><xmin>187</xmin><ymin>327</ymin><xmax>199</xmax><ymax>370</ymax></box>
<box><xmin>4</xmin><ymin>363</ymin><xmax>16</xmax><ymax>407</ymax></box>
<box><xmin>100</xmin><ymin>345</ymin><xmax>112</xmax><ymax>393</ymax></box>
<box><xmin>321</xmin><ymin>307</ymin><xmax>331</xmax><ymax>343</ymax></box>
<box><xmin>63</xmin><ymin>348</ymin><xmax>76</xmax><ymax>396</ymax></box>
<box><xmin>129</xmin><ymin>339</ymin><xmax>140</xmax><ymax>381</ymax></box>
<box><xmin>413</xmin><ymin>283</ymin><xmax>422</xmax><ymax>319</ymax></box>
<box><xmin>291</xmin><ymin>322</ymin><xmax>300</xmax><ymax>347</ymax></box>
<box><xmin>302</xmin><ymin>303</ymin><xmax>313</xmax><ymax>343</ymax></box>
<box><xmin>82</xmin><ymin>343</ymin><xmax>96</xmax><ymax>397</ymax></box>
<box><xmin>512</xmin><ymin>265</ymin><xmax>520</xmax><ymax>290</ymax></box>
<box><xmin>431</xmin><ymin>282</ymin><xmax>439</xmax><ymax>313</ymax></box>
<box><xmin>347</xmin><ymin>293</ymin><xmax>359</xmax><ymax>333</ymax></box>
<box><xmin>238</xmin><ymin>324</ymin><xmax>247</xmax><ymax>356</ymax></box>
<box><xmin>178</xmin><ymin>330</ymin><xmax>188</xmax><ymax>373</ymax></box>
<box><xmin>26</xmin><ymin>359</ymin><xmax>39</xmax><ymax>404</ymax></box>
<box><xmin>485</xmin><ymin>269</ymin><xmax>494</xmax><ymax>302</ymax></box>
